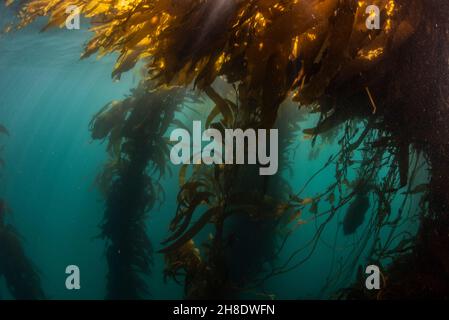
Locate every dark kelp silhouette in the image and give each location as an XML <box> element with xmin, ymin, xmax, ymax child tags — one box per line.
<box><xmin>342</xmin><ymin>180</ymin><xmax>371</xmax><ymax>235</ymax></box>
<box><xmin>90</xmin><ymin>81</ymin><xmax>192</xmax><ymax>299</ymax></box>
<box><xmin>0</xmin><ymin>125</ymin><xmax>45</xmax><ymax>300</ymax></box>
<box><xmin>9</xmin><ymin>0</ymin><xmax>449</xmax><ymax>299</ymax></box>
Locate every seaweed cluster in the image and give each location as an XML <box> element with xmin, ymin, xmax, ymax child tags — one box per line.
<box><xmin>6</xmin><ymin>0</ymin><xmax>449</xmax><ymax>299</ymax></box>
<box><xmin>160</xmin><ymin>83</ymin><xmax>303</xmax><ymax>298</ymax></box>
<box><xmin>0</xmin><ymin>124</ymin><xmax>45</xmax><ymax>300</ymax></box>
<box><xmin>89</xmin><ymin>80</ymin><xmax>192</xmax><ymax>299</ymax></box>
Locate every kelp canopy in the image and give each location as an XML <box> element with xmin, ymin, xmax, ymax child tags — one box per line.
<box><xmin>11</xmin><ymin>0</ymin><xmax>419</xmax><ymax>119</ymax></box>
<box><xmin>7</xmin><ymin>0</ymin><xmax>449</xmax><ymax>298</ymax></box>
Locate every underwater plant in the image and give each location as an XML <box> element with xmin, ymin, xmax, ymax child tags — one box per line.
<box><xmin>90</xmin><ymin>80</ymin><xmax>192</xmax><ymax>299</ymax></box>
<box><xmin>0</xmin><ymin>124</ymin><xmax>45</xmax><ymax>300</ymax></box>
<box><xmin>0</xmin><ymin>202</ymin><xmax>46</xmax><ymax>300</ymax></box>
<box><xmin>160</xmin><ymin>84</ymin><xmax>301</xmax><ymax>298</ymax></box>
<box><xmin>8</xmin><ymin>0</ymin><xmax>449</xmax><ymax>299</ymax></box>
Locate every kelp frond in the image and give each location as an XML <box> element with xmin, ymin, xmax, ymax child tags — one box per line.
<box><xmin>90</xmin><ymin>80</ymin><xmax>190</xmax><ymax>299</ymax></box>
<box><xmin>10</xmin><ymin>1</ymin><xmax>420</xmax><ymax>109</ymax></box>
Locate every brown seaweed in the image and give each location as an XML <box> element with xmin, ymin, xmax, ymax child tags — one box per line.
<box><xmin>0</xmin><ymin>127</ymin><xmax>45</xmax><ymax>300</ymax></box>
<box><xmin>10</xmin><ymin>0</ymin><xmax>449</xmax><ymax>300</ymax></box>
<box><xmin>90</xmin><ymin>81</ymin><xmax>189</xmax><ymax>299</ymax></box>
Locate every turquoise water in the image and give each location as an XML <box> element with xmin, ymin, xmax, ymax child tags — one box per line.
<box><xmin>0</xmin><ymin>9</ymin><xmax>423</xmax><ymax>300</ymax></box>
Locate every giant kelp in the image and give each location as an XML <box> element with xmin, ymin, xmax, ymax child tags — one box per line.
<box><xmin>160</xmin><ymin>84</ymin><xmax>301</xmax><ymax>298</ymax></box>
<box><xmin>90</xmin><ymin>81</ymin><xmax>191</xmax><ymax>299</ymax></box>
<box><xmin>0</xmin><ymin>209</ymin><xmax>46</xmax><ymax>300</ymax></box>
<box><xmin>0</xmin><ymin>125</ymin><xmax>45</xmax><ymax>300</ymax></box>
<box><xmin>8</xmin><ymin>0</ymin><xmax>449</xmax><ymax>299</ymax></box>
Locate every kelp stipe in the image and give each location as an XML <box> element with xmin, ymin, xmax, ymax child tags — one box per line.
<box><xmin>161</xmin><ymin>84</ymin><xmax>302</xmax><ymax>299</ymax></box>
<box><xmin>0</xmin><ymin>126</ymin><xmax>45</xmax><ymax>300</ymax></box>
<box><xmin>90</xmin><ymin>81</ymin><xmax>191</xmax><ymax>299</ymax></box>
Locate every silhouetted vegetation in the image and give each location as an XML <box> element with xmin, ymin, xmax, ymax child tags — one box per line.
<box><xmin>0</xmin><ymin>125</ymin><xmax>45</xmax><ymax>299</ymax></box>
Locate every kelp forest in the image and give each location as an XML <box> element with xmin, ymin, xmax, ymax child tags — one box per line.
<box><xmin>0</xmin><ymin>0</ymin><xmax>448</xmax><ymax>300</ymax></box>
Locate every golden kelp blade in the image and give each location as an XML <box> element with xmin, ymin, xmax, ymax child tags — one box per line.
<box><xmin>9</xmin><ymin>0</ymin><xmax>419</xmax><ymax>105</ymax></box>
